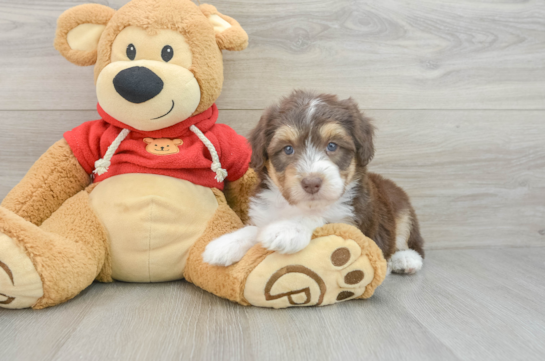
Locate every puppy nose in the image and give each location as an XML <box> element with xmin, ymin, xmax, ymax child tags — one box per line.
<box><xmin>301</xmin><ymin>177</ymin><xmax>323</xmax><ymax>194</ymax></box>
<box><xmin>113</xmin><ymin>66</ymin><xmax>164</xmax><ymax>104</ymax></box>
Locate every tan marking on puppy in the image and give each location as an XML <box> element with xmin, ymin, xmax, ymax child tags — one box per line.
<box><xmin>282</xmin><ymin>165</ymin><xmax>301</xmax><ymax>204</ymax></box>
<box><xmin>340</xmin><ymin>159</ymin><xmax>357</xmax><ymax>185</ymax></box>
<box><xmin>267</xmin><ymin>160</ymin><xmax>300</xmax><ymax>205</ymax></box>
<box><xmin>269</xmin><ymin>125</ymin><xmax>299</xmax><ymax>151</ymax></box>
<box><xmin>395</xmin><ymin>208</ymin><xmax>412</xmax><ymax>251</ymax></box>
<box><xmin>320</xmin><ymin>122</ymin><xmax>350</xmax><ymax>141</ymax></box>
<box><xmin>267</xmin><ymin>160</ymin><xmax>282</xmax><ymax>189</ymax></box>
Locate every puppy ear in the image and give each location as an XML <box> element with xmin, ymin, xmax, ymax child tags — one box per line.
<box><xmin>199</xmin><ymin>4</ymin><xmax>248</xmax><ymax>51</ymax></box>
<box><xmin>54</xmin><ymin>4</ymin><xmax>115</xmax><ymax>66</ymax></box>
<box><xmin>345</xmin><ymin>98</ymin><xmax>375</xmax><ymax>167</ymax></box>
<box><xmin>248</xmin><ymin>105</ymin><xmax>278</xmax><ymax>173</ymax></box>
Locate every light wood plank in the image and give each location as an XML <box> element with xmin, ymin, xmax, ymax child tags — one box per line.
<box><xmin>1</xmin><ymin>248</ymin><xmax>544</xmax><ymax>361</ymax></box>
<box><xmin>1</xmin><ymin>0</ymin><xmax>544</xmax><ymax>110</ymax></box>
<box><xmin>397</xmin><ymin>248</ymin><xmax>545</xmax><ymax>361</ymax></box>
<box><xmin>1</xmin><ymin>109</ymin><xmax>544</xmax><ymax>249</ymax></box>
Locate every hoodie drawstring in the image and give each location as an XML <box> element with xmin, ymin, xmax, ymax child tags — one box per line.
<box><xmin>93</xmin><ymin>128</ymin><xmax>130</xmax><ymax>176</ymax></box>
<box><xmin>190</xmin><ymin>125</ymin><xmax>227</xmax><ymax>182</ymax></box>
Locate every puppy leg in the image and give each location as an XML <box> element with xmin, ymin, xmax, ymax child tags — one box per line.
<box><xmin>258</xmin><ymin>219</ymin><xmax>317</xmax><ymax>254</ymax></box>
<box><xmin>389</xmin><ymin>209</ymin><xmax>423</xmax><ymax>275</ymax></box>
<box><xmin>389</xmin><ymin>250</ymin><xmax>423</xmax><ymax>275</ymax></box>
<box><xmin>203</xmin><ymin>226</ymin><xmax>259</xmax><ymax>266</ymax></box>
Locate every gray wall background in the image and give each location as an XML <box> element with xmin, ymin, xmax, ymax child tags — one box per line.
<box><xmin>1</xmin><ymin>0</ymin><xmax>544</xmax><ymax>250</ymax></box>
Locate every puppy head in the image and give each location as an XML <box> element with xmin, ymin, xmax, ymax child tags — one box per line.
<box><xmin>249</xmin><ymin>90</ymin><xmax>374</xmax><ymax>209</ymax></box>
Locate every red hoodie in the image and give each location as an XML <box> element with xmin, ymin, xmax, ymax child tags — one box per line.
<box><xmin>64</xmin><ymin>104</ymin><xmax>251</xmax><ymax>190</ymax></box>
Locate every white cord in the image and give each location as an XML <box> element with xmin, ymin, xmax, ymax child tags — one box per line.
<box><xmin>190</xmin><ymin>125</ymin><xmax>227</xmax><ymax>182</ymax></box>
<box><xmin>93</xmin><ymin>128</ymin><xmax>130</xmax><ymax>176</ymax></box>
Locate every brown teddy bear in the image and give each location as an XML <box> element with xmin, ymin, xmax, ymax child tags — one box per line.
<box><xmin>0</xmin><ymin>0</ymin><xmax>386</xmax><ymax>310</ymax></box>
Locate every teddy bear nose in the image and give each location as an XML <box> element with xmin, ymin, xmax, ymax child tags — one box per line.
<box><xmin>113</xmin><ymin>66</ymin><xmax>164</xmax><ymax>104</ymax></box>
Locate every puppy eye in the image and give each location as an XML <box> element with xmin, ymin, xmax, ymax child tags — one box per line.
<box><xmin>161</xmin><ymin>45</ymin><xmax>174</xmax><ymax>62</ymax></box>
<box><xmin>284</xmin><ymin>145</ymin><xmax>294</xmax><ymax>155</ymax></box>
<box><xmin>126</xmin><ymin>44</ymin><xmax>136</xmax><ymax>60</ymax></box>
<box><xmin>327</xmin><ymin>142</ymin><xmax>338</xmax><ymax>152</ymax></box>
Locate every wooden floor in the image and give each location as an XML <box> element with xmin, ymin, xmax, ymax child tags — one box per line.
<box><xmin>1</xmin><ymin>248</ymin><xmax>544</xmax><ymax>361</ymax></box>
<box><xmin>1</xmin><ymin>0</ymin><xmax>544</xmax><ymax>360</ymax></box>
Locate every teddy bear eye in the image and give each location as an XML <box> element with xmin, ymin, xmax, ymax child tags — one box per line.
<box><xmin>161</xmin><ymin>45</ymin><xmax>173</xmax><ymax>62</ymax></box>
<box><xmin>126</xmin><ymin>44</ymin><xmax>136</xmax><ymax>60</ymax></box>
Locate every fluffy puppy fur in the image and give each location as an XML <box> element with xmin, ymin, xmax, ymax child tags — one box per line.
<box><xmin>203</xmin><ymin>90</ymin><xmax>424</xmax><ymax>274</ymax></box>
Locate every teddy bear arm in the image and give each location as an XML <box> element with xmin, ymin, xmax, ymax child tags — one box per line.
<box><xmin>1</xmin><ymin>138</ymin><xmax>91</xmax><ymax>226</ymax></box>
<box><xmin>224</xmin><ymin>168</ymin><xmax>259</xmax><ymax>225</ymax></box>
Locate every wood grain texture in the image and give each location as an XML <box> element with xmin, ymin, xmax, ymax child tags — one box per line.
<box><xmin>1</xmin><ymin>0</ymin><xmax>545</xmax><ymax>110</ymax></box>
<box><xmin>1</xmin><ymin>109</ymin><xmax>544</xmax><ymax>249</ymax></box>
<box><xmin>0</xmin><ymin>248</ymin><xmax>544</xmax><ymax>361</ymax></box>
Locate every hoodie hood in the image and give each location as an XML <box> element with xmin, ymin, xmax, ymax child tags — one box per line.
<box><xmin>97</xmin><ymin>103</ymin><xmax>219</xmax><ymax>139</ymax></box>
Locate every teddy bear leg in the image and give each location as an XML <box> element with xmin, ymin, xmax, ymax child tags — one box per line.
<box><xmin>183</xmin><ymin>191</ymin><xmax>259</xmax><ymax>304</ymax></box>
<box><xmin>0</xmin><ymin>190</ymin><xmax>109</xmax><ymax>309</ymax></box>
<box><xmin>184</xmin><ymin>191</ymin><xmax>388</xmax><ymax>308</ymax></box>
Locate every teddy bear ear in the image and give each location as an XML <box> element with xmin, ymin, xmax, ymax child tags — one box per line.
<box><xmin>143</xmin><ymin>138</ymin><xmax>153</xmax><ymax>144</ymax></box>
<box><xmin>173</xmin><ymin>139</ymin><xmax>183</xmax><ymax>145</ymax></box>
<box><xmin>54</xmin><ymin>4</ymin><xmax>116</xmax><ymax>66</ymax></box>
<box><xmin>199</xmin><ymin>4</ymin><xmax>248</xmax><ymax>52</ymax></box>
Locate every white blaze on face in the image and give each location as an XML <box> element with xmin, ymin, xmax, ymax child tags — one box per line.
<box><xmin>306</xmin><ymin>98</ymin><xmax>322</xmax><ymax>123</ymax></box>
<box><xmin>291</xmin><ymin>140</ymin><xmax>345</xmax><ymax>207</ymax></box>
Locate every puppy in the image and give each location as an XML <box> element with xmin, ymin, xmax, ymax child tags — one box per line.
<box><xmin>203</xmin><ymin>90</ymin><xmax>425</xmax><ymax>274</ymax></box>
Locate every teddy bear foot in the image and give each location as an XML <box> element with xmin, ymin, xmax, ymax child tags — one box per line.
<box><xmin>243</xmin><ymin>224</ymin><xmax>387</xmax><ymax>308</ymax></box>
<box><xmin>0</xmin><ymin>232</ymin><xmax>43</xmax><ymax>309</ymax></box>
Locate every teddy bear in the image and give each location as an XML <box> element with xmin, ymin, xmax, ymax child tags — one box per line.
<box><xmin>0</xmin><ymin>0</ymin><xmax>387</xmax><ymax>310</ymax></box>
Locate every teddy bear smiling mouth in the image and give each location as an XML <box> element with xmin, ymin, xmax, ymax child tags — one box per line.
<box><xmin>151</xmin><ymin>100</ymin><xmax>175</xmax><ymax>120</ymax></box>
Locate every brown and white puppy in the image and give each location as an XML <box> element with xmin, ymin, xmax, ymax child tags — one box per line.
<box><xmin>203</xmin><ymin>90</ymin><xmax>424</xmax><ymax>274</ymax></box>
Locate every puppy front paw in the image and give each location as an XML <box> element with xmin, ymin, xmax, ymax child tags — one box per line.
<box><xmin>389</xmin><ymin>249</ymin><xmax>423</xmax><ymax>274</ymax></box>
<box><xmin>258</xmin><ymin>222</ymin><xmax>313</xmax><ymax>254</ymax></box>
<box><xmin>202</xmin><ymin>226</ymin><xmax>258</xmax><ymax>267</ymax></box>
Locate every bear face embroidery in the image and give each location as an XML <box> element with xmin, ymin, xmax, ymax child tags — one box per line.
<box><xmin>143</xmin><ymin>138</ymin><xmax>183</xmax><ymax>155</ymax></box>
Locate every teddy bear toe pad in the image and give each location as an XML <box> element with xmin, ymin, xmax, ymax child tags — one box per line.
<box><xmin>244</xmin><ymin>235</ymin><xmax>377</xmax><ymax>308</ymax></box>
<box><xmin>0</xmin><ymin>232</ymin><xmax>43</xmax><ymax>309</ymax></box>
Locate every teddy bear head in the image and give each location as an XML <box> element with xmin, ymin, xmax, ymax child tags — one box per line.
<box><xmin>54</xmin><ymin>0</ymin><xmax>248</xmax><ymax>131</ymax></box>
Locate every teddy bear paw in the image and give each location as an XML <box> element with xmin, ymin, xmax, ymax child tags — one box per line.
<box><xmin>0</xmin><ymin>232</ymin><xmax>43</xmax><ymax>309</ymax></box>
<box><xmin>243</xmin><ymin>230</ymin><xmax>385</xmax><ymax>308</ymax></box>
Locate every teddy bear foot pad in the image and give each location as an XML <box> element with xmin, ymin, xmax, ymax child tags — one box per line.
<box><xmin>0</xmin><ymin>232</ymin><xmax>43</xmax><ymax>309</ymax></box>
<box><xmin>244</xmin><ymin>234</ymin><xmax>378</xmax><ymax>308</ymax></box>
